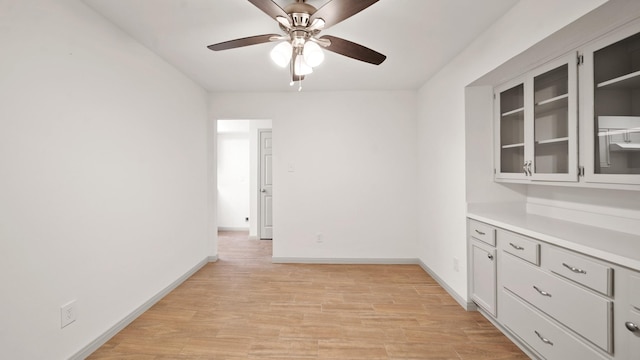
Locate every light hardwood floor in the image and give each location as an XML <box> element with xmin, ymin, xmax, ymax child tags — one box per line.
<box><xmin>88</xmin><ymin>231</ymin><xmax>528</xmax><ymax>359</ymax></box>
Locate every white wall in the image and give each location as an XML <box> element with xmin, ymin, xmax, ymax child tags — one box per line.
<box><xmin>217</xmin><ymin>120</ymin><xmax>250</xmax><ymax>230</ymax></box>
<box><xmin>417</xmin><ymin>0</ymin><xmax>608</xmax><ymax>301</ymax></box>
<box><xmin>0</xmin><ymin>1</ymin><xmax>210</xmax><ymax>359</ymax></box>
<box><xmin>210</xmin><ymin>91</ymin><xmax>418</xmax><ymax>260</ymax></box>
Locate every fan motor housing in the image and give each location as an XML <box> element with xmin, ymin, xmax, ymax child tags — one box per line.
<box><xmin>284</xmin><ymin>2</ymin><xmax>316</xmax><ymax>27</ymax></box>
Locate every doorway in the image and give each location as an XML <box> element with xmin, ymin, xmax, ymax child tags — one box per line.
<box><xmin>216</xmin><ymin>119</ymin><xmax>272</xmax><ymax>240</ymax></box>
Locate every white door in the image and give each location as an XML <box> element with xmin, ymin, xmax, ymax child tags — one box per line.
<box><xmin>259</xmin><ymin>130</ymin><xmax>273</xmax><ymax>239</ymax></box>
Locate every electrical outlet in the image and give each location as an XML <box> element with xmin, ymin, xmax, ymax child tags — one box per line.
<box><xmin>60</xmin><ymin>300</ymin><xmax>77</xmax><ymax>328</ymax></box>
<box><xmin>453</xmin><ymin>257</ymin><xmax>459</xmax><ymax>272</ymax></box>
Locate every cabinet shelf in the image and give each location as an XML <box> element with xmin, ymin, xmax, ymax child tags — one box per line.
<box><xmin>610</xmin><ymin>142</ymin><xmax>640</xmax><ymax>151</ymax></box>
<box><xmin>535</xmin><ymin>94</ymin><xmax>569</xmax><ymax>114</ymax></box>
<box><xmin>597</xmin><ymin>70</ymin><xmax>640</xmax><ymax>89</ymax></box>
<box><xmin>536</xmin><ymin>137</ymin><xmax>569</xmax><ymax>145</ymax></box>
<box><xmin>536</xmin><ymin>93</ymin><xmax>569</xmax><ymax>106</ymax></box>
<box><xmin>501</xmin><ymin>107</ymin><xmax>525</xmax><ymax>117</ymax></box>
<box><xmin>502</xmin><ymin>143</ymin><xmax>525</xmax><ymax>149</ymax></box>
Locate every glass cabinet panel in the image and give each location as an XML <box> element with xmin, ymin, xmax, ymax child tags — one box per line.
<box><xmin>533</xmin><ymin>64</ymin><xmax>570</xmax><ymax>174</ymax></box>
<box><xmin>593</xmin><ymin>32</ymin><xmax>640</xmax><ymax>175</ymax></box>
<box><xmin>499</xmin><ymin>84</ymin><xmax>525</xmax><ymax>174</ymax></box>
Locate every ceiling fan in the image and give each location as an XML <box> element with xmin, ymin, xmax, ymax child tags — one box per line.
<box><xmin>207</xmin><ymin>0</ymin><xmax>386</xmax><ymax>88</ymax></box>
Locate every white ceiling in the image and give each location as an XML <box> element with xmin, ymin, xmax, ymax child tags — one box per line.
<box><xmin>83</xmin><ymin>0</ymin><xmax>519</xmax><ymax>92</ymax></box>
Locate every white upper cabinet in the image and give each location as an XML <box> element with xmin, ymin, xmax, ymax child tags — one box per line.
<box><xmin>581</xmin><ymin>21</ymin><xmax>640</xmax><ymax>185</ymax></box>
<box><xmin>495</xmin><ymin>53</ymin><xmax>578</xmax><ymax>182</ymax></box>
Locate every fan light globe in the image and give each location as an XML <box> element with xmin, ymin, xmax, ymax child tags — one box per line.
<box><xmin>294</xmin><ymin>56</ymin><xmax>313</xmax><ymax>76</ymax></box>
<box><xmin>303</xmin><ymin>41</ymin><xmax>324</xmax><ymax>67</ymax></box>
<box><xmin>270</xmin><ymin>42</ymin><xmax>292</xmax><ymax>67</ymax></box>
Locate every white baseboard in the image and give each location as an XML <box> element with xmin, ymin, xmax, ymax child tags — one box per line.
<box><xmin>208</xmin><ymin>255</ymin><xmax>218</xmax><ymax>262</ymax></box>
<box><xmin>70</xmin><ymin>257</ymin><xmax>210</xmax><ymax>360</ymax></box>
<box><xmin>217</xmin><ymin>227</ymin><xmax>249</xmax><ymax>232</ymax></box>
<box><xmin>271</xmin><ymin>257</ymin><xmax>419</xmax><ymax>265</ymax></box>
<box><xmin>417</xmin><ymin>260</ymin><xmax>474</xmax><ymax>311</ymax></box>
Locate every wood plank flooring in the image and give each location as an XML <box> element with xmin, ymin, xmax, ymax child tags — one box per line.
<box><xmin>88</xmin><ymin>231</ymin><xmax>528</xmax><ymax>359</ymax></box>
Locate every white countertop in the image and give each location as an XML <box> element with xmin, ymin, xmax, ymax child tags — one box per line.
<box><xmin>467</xmin><ymin>203</ymin><xmax>640</xmax><ymax>271</ymax></box>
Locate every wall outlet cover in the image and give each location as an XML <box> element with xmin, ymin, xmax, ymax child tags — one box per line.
<box><xmin>60</xmin><ymin>300</ymin><xmax>77</xmax><ymax>328</ymax></box>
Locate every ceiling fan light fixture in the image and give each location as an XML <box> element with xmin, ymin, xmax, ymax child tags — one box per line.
<box><xmin>303</xmin><ymin>41</ymin><xmax>324</xmax><ymax>67</ymax></box>
<box><xmin>270</xmin><ymin>41</ymin><xmax>293</xmax><ymax>67</ymax></box>
<box><xmin>294</xmin><ymin>55</ymin><xmax>313</xmax><ymax>76</ymax></box>
<box><xmin>208</xmin><ymin>0</ymin><xmax>387</xmax><ymax>87</ymax></box>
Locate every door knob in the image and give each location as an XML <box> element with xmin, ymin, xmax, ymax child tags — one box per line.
<box><xmin>261</xmin><ymin>189</ymin><xmax>266</xmax><ymax>193</ymax></box>
<box><xmin>487</xmin><ymin>254</ymin><xmax>494</xmax><ymax>260</ymax></box>
<box><xmin>626</xmin><ymin>321</ymin><xmax>639</xmax><ymax>332</ymax></box>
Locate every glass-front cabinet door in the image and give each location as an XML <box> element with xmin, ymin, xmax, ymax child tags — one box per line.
<box><xmin>495</xmin><ymin>54</ymin><xmax>578</xmax><ymax>182</ymax></box>
<box><xmin>531</xmin><ymin>56</ymin><xmax>578</xmax><ymax>181</ymax></box>
<box><xmin>582</xmin><ymin>22</ymin><xmax>640</xmax><ymax>185</ymax></box>
<box><xmin>495</xmin><ymin>78</ymin><xmax>528</xmax><ymax>180</ymax></box>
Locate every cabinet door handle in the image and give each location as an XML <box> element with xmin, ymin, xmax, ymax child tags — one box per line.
<box><xmin>527</xmin><ymin>160</ymin><xmax>533</xmax><ymax>176</ymax></box>
<box><xmin>562</xmin><ymin>263</ymin><xmax>587</xmax><ymax>274</ymax></box>
<box><xmin>626</xmin><ymin>322</ymin><xmax>639</xmax><ymax>332</ymax></box>
<box><xmin>533</xmin><ymin>285</ymin><xmax>552</xmax><ymax>297</ymax></box>
<box><xmin>474</xmin><ymin>229</ymin><xmax>486</xmax><ymax>236</ymax></box>
<box><xmin>534</xmin><ymin>330</ymin><xmax>554</xmax><ymax>346</ymax></box>
<box><xmin>509</xmin><ymin>242</ymin><xmax>525</xmax><ymax>250</ymax></box>
<box><xmin>487</xmin><ymin>254</ymin><xmax>494</xmax><ymax>260</ymax></box>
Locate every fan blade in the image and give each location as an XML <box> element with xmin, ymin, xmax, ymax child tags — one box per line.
<box><xmin>248</xmin><ymin>0</ymin><xmax>289</xmax><ymax>21</ymax></box>
<box><xmin>309</xmin><ymin>0</ymin><xmax>379</xmax><ymax>29</ymax></box>
<box><xmin>319</xmin><ymin>35</ymin><xmax>386</xmax><ymax>65</ymax></box>
<box><xmin>207</xmin><ymin>34</ymin><xmax>280</xmax><ymax>51</ymax></box>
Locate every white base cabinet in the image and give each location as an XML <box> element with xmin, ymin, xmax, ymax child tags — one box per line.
<box><xmin>468</xmin><ymin>220</ymin><xmax>497</xmax><ymax>317</ymax></box>
<box><xmin>470</xmin><ymin>241</ymin><xmax>497</xmax><ymax>316</ymax></box>
<box><xmin>468</xmin><ymin>218</ymin><xmax>640</xmax><ymax>360</ymax></box>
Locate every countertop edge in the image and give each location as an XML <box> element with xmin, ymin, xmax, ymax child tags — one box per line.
<box><xmin>467</xmin><ymin>206</ymin><xmax>640</xmax><ymax>272</ymax></box>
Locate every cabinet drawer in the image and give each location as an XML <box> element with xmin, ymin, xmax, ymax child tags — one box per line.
<box><xmin>469</xmin><ymin>220</ymin><xmax>495</xmax><ymax>246</ymax></box>
<box><xmin>502</xmin><ymin>254</ymin><xmax>612</xmax><ymax>352</ymax></box>
<box><xmin>545</xmin><ymin>247</ymin><xmax>613</xmax><ymax>296</ymax></box>
<box><xmin>502</xmin><ymin>290</ymin><xmax>608</xmax><ymax>360</ymax></box>
<box><xmin>500</xmin><ymin>231</ymin><xmax>540</xmax><ymax>265</ymax></box>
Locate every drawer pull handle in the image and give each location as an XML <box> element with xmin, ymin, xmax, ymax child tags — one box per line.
<box><xmin>533</xmin><ymin>285</ymin><xmax>552</xmax><ymax>297</ymax></box>
<box><xmin>562</xmin><ymin>263</ymin><xmax>586</xmax><ymax>274</ymax></box>
<box><xmin>509</xmin><ymin>243</ymin><xmax>524</xmax><ymax>250</ymax></box>
<box><xmin>626</xmin><ymin>322</ymin><xmax>639</xmax><ymax>332</ymax></box>
<box><xmin>474</xmin><ymin>229</ymin><xmax>486</xmax><ymax>236</ymax></box>
<box><xmin>534</xmin><ymin>330</ymin><xmax>554</xmax><ymax>346</ymax></box>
